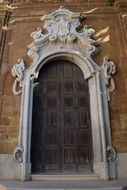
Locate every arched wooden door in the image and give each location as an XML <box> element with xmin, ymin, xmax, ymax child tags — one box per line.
<box><xmin>31</xmin><ymin>60</ymin><xmax>93</xmax><ymax>173</ymax></box>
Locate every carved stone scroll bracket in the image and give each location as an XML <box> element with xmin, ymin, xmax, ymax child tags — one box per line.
<box><xmin>102</xmin><ymin>56</ymin><xmax>116</xmax><ymax>101</ymax></box>
<box><xmin>31</xmin><ymin>28</ymin><xmax>43</xmax><ymax>40</ymax></box>
<box><xmin>107</xmin><ymin>145</ymin><xmax>117</xmax><ymax>162</ymax></box>
<box><xmin>27</xmin><ymin>47</ymin><xmax>40</xmax><ymax>64</ymax></box>
<box><xmin>12</xmin><ymin>59</ymin><xmax>26</xmax><ymax>95</ymax></box>
<box><xmin>14</xmin><ymin>145</ymin><xmax>24</xmax><ymax>163</ymax></box>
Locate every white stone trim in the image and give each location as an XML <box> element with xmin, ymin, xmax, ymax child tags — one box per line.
<box><xmin>0</xmin><ymin>154</ymin><xmax>20</xmax><ymax>180</ymax></box>
<box><xmin>11</xmin><ymin>8</ymin><xmax>117</xmax><ymax>180</ymax></box>
<box><xmin>19</xmin><ymin>51</ymin><xmax>108</xmax><ymax>180</ymax></box>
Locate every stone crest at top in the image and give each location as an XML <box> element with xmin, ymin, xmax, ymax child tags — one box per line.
<box><xmin>41</xmin><ymin>6</ymin><xmax>83</xmax><ymax>36</ymax></box>
<box><xmin>29</xmin><ymin>6</ymin><xmax>98</xmax><ymax>60</ymax></box>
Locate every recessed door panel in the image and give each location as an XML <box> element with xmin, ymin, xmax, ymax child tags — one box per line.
<box><xmin>31</xmin><ymin>60</ymin><xmax>92</xmax><ymax>173</ymax></box>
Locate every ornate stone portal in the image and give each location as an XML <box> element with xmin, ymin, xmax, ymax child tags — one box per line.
<box><xmin>12</xmin><ymin>7</ymin><xmax>116</xmax><ymax>180</ymax></box>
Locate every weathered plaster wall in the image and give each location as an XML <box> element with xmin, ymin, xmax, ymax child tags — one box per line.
<box><xmin>0</xmin><ymin>0</ymin><xmax>127</xmax><ymax>179</ymax></box>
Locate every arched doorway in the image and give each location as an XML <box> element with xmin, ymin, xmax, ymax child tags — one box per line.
<box><xmin>11</xmin><ymin>7</ymin><xmax>116</xmax><ymax>180</ymax></box>
<box><xmin>31</xmin><ymin>60</ymin><xmax>93</xmax><ymax>174</ymax></box>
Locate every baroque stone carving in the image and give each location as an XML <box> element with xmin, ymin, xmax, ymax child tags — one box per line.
<box><xmin>28</xmin><ymin>7</ymin><xmax>98</xmax><ymax>63</ymax></box>
<box><xmin>11</xmin><ymin>8</ymin><xmax>117</xmax><ymax>180</ymax></box>
<box><xmin>107</xmin><ymin>145</ymin><xmax>117</xmax><ymax>161</ymax></box>
<box><xmin>27</xmin><ymin>47</ymin><xmax>39</xmax><ymax>63</ymax></box>
<box><xmin>102</xmin><ymin>56</ymin><xmax>116</xmax><ymax>101</ymax></box>
<box><xmin>12</xmin><ymin>59</ymin><xmax>25</xmax><ymax>95</ymax></box>
<box><xmin>14</xmin><ymin>145</ymin><xmax>24</xmax><ymax>163</ymax></box>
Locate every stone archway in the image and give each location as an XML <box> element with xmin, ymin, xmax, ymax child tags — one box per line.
<box><xmin>11</xmin><ymin>7</ymin><xmax>116</xmax><ymax>180</ymax></box>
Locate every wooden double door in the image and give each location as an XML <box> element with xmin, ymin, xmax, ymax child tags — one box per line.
<box><xmin>31</xmin><ymin>60</ymin><xmax>92</xmax><ymax>173</ymax></box>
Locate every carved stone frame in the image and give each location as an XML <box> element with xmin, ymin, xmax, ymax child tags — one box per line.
<box><xmin>12</xmin><ymin>7</ymin><xmax>116</xmax><ymax>180</ymax></box>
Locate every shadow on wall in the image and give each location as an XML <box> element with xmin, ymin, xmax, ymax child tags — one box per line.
<box><xmin>82</xmin><ymin>8</ymin><xmax>111</xmax><ymax>46</ymax></box>
<box><xmin>82</xmin><ymin>8</ymin><xmax>111</xmax><ymax>45</ymax></box>
<box><xmin>95</xmin><ymin>26</ymin><xmax>110</xmax><ymax>44</ymax></box>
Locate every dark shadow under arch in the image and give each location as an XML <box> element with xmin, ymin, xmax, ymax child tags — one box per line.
<box><xmin>31</xmin><ymin>59</ymin><xmax>93</xmax><ymax>174</ymax></box>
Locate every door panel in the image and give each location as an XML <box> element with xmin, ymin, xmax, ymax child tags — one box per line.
<box><xmin>31</xmin><ymin>60</ymin><xmax>92</xmax><ymax>173</ymax></box>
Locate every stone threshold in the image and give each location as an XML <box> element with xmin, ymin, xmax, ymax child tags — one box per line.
<box><xmin>8</xmin><ymin>188</ymin><xmax>122</xmax><ymax>190</ymax></box>
<box><xmin>0</xmin><ymin>179</ymin><xmax>126</xmax><ymax>190</ymax></box>
<box><xmin>31</xmin><ymin>174</ymin><xmax>100</xmax><ymax>181</ymax></box>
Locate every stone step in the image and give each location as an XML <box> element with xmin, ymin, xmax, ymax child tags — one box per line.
<box><xmin>31</xmin><ymin>174</ymin><xmax>100</xmax><ymax>181</ymax></box>
<box><xmin>0</xmin><ymin>179</ymin><xmax>126</xmax><ymax>190</ymax></box>
<box><xmin>7</xmin><ymin>188</ymin><xmax>122</xmax><ymax>190</ymax></box>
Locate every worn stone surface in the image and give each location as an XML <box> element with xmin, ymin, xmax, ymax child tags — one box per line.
<box><xmin>116</xmin><ymin>153</ymin><xmax>127</xmax><ymax>179</ymax></box>
<box><xmin>0</xmin><ymin>154</ymin><xmax>20</xmax><ymax>179</ymax></box>
<box><xmin>0</xmin><ymin>177</ymin><xmax>127</xmax><ymax>189</ymax></box>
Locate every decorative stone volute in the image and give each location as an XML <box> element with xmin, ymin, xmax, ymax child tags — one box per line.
<box><xmin>10</xmin><ymin>7</ymin><xmax>118</xmax><ymax>180</ymax></box>
<box><xmin>14</xmin><ymin>145</ymin><xmax>24</xmax><ymax>163</ymax></box>
<box><xmin>12</xmin><ymin>59</ymin><xmax>26</xmax><ymax>95</ymax></box>
<box><xmin>12</xmin><ymin>7</ymin><xmax>116</xmax><ymax>104</ymax></box>
<box><xmin>102</xmin><ymin>56</ymin><xmax>116</xmax><ymax>101</ymax></box>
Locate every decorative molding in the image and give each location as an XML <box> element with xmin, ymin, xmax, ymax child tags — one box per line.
<box><xmin>14</xmin><ymin>145</ymin><xmax>24</xmax><ymax>163</ymax></box>
<box><xmin>27</xmin><ymin>7</ymin><xmax>98</xmax><ymax>64</ymax></box>
<box><xmin>102</xmin><ymin>56</ymin><xmax>116</xmax><ymax>101</ymax></box>
<box><xmin>107</xmin><ymin>145</ymin><xmax>117</xmax><ymax>162</ymax></box>
<box><xmin>12</xmin><ymin>58</ymin><xmax>25</xmax><ymax>95</ymax></box>
<box><xmin>10</xmin><ymin>7</ymin><xmax>117</xmax><ymax>180</ymax></box>
<box><xmin>27</xmin><ymin>46</ymin><xmax>39</xmax><ymax>64</ymax></box>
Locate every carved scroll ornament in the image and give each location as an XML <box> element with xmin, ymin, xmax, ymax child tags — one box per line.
<box><xmin>28</xmin><ymin>7</ymin><xmax>98</xmax><ymax>63</ymax></box>
<box><xmin>12</xmin><ymin>7</ymin><xmax>99</xmax><ymax>96</ymax></box>
<box><xmin>12</xmin><ymin>59</ymin><xmax>25</xmax><ymax>95</ymax></box>
<box><xmin>102</xmin><ymin>56</ymin><xmax>116</xmax><ymax>101</ymax></box>
<box><xmin>107</xmin><ymin>145</ymin><xmax>117</xmax><ymax>162</ymax></box>
<box><xmin>14</xmin><ymin>145</ymin><xmax>24</xmax><ymax>163</ymax></box>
